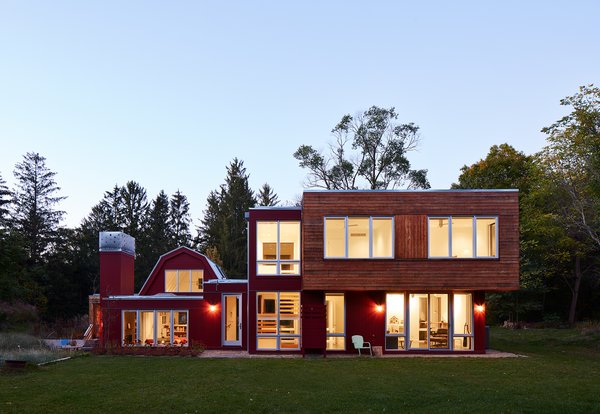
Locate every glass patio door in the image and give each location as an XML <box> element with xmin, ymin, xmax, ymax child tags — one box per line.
<box><xmin>408</xmin><ymin>293</ymin><xmax>449</xmax><ymax>350</ymax></box>
<box><xmin>223</xmin><ymin>294</ymin><xmax>242</xmax><ymax>346</ymax></box>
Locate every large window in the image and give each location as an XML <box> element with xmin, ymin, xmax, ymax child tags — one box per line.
<box><xmin>453</xmin><ymin>293</ymin><xmax>473</xmax><ymax>351</ymax></box>
<box><xmin>385</xmin><ymin>294</ymin><xmax>406</xmax><ymax>350</ymax></box>
<box><xmin>409</xmin><ymin>293</ymin><xmax>449</xmax><ymax>350</ymax></box>
<box><xmin>325</xmin><ymin>294</ymin><xmax>345</xmax><ymax>350</ymax></box>
<box><xmin>257</xmin><ymin>292</ymin><xmax>300</xmax><ymax>350</ymax></box>
<box><xmin>324</xmin><ymin>217</ymin><xmax>393</xmax><ymax>258</ymax></box>
<box><xmin>123</xmin><ymin>310</ymin><xmax>188</xmax><ymax>346</ymax></box>
<box><xmin>428</xmin><ymin>216</ymin><xmax>497</xmax><ymax>258</ymax></box>
<box><xmin>165</xmin><ymin>270</ymin><xmax>203</xmax><ymax>292</ymax></box>
<box><xmin>257</xmin><ymin>221</ymin><xmax>301</xmax><ymax>275</ymax></box>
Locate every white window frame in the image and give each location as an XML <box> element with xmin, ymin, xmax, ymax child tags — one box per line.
<box><xmin>451</xmin><ymin>293</ymin><xmax>474</xmax><ymax>351</ymax></box>
<box><xmin>325</xmin><ymin>293</ymin><xmax>346</xmax><ymax>351</ymax></box>
<box><xmin>121</xmin><ymin>309</ymin><xmax>189</xmax><ymax>347</ymax></box>
<box><xmin>256</xmin><ymin>291</ymin><xmax>301</xmax><ymax>351</ymax></box>
<box><xmin>165</xmin><ymin>269</ymin><xmax>204</xmax><ymax>292</ymax></box>
<box><xmin>385</xmin><ymin>292</ymin><xmax>407</xmax><ymax>351</ymax></box>
<box><xmin>256</xmin><ymin>221</ymin><xmax>301</xmax><ymax>276</ymax></box>
<box><xmin>427</xmin><ymin>216</ymin><xmax>498</xmax><ymax>259</ymax></box>
<box><xmin>323</xmin><ymin>216</ymin><xmax>395</xmax><ymax>259</ymax></box>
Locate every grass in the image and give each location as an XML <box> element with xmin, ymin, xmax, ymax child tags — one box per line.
<box><xmin>1</xmin><ymin>327</ymin><xmax>599</xmax><ymax>413</ymax></box>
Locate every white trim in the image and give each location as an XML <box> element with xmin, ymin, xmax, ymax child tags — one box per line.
<box><xmin>121</xmin><ymin>309</ymin><xmax>189</xmax><ymax>347</ymax></box>
<box><xmin>256</xmin><ymin>291</ymin><xmax>301</xmax><ymax>351</ymax></box>
<box><xmin>324</xmin><ymin>216</ymin><xmax>395</xmax><ymax>259</ymax></box>
<box><xmin>223</xmin><ymin>293</ymin><xmax>243</xmax><ymax>346</ymax></box>
<box><xmin>256</xmin><ymin>221</ymin><xmax>302</xmax><ymax>276</ymax></box>
<box><xmin>427</xmin><ymin>215</ymin><xmax>499</xmax><ymax>259</ymax></box>
<box><xmin>164</xmin><ymin>269</ymin><xmax>204</xmax><ymax>293</ymax></box>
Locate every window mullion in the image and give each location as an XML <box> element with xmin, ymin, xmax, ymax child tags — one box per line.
<box><xmin>472</xmin><ymin>216</ymin><xmax>477</xmax><ymax>258</ymax></box>
<box><xmin>276</xmin><ymin>222</ymin><xmax>280</xmax><ymax>275</ymax></box>
<box><xmin>448</xmin><ymin>216</ymin><xmax>452</xmax><ymax>257</ymax></box>
<box><xmin>369</xmin><ymin>217</ymin><xmax>373</xmax><ymax>258</ymax></box>
<box><xmin>345</xmin><ymin>217</ymin><xmax>349</xmax><ymax>258</ymax></box>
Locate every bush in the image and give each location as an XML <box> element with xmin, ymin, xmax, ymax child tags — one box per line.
<box><xmin>0</xmin><ymin>301</ymin><xmax>38</xmax><ymax>332</ymax></box>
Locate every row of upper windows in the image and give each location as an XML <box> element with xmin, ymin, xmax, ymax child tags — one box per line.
<box><xmin>323</xmin><ymin>216</ymin><xmax>498</xmax><ymax>259</ymax></box>
<box><xmin>254</xmin><ymin>216</ymin><xmax>498</xmax><ymax>276</ymax></box>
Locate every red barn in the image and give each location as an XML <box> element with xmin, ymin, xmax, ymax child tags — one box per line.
<box><xmin>96</xmin><ymin>189</ymin><xmax>519</xmax><ymax>354</ymax></box>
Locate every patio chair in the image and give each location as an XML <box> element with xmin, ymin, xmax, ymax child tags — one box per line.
<box><xmin>351</xmin><ymin>335</ymin><xmax>372</xmax><ymax>356</ymax></box>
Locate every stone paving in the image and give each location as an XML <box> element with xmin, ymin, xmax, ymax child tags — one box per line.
<box><xmin>199</xmin><ymin>349</ymin><xmax>522</xmax><ymax>358</ymax></box>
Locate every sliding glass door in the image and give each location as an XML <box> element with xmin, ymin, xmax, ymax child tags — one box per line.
<box><xmin>408</xmin><ymin>293</ymin><xmax>449</xmax><ymax>350</ymax></box>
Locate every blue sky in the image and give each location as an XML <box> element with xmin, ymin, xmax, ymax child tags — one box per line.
<box><xmin>1</xmin><ymin>1</ymin><xmax>598</xmax><ymax>228</ymax></box>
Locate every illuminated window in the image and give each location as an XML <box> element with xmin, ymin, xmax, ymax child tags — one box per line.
<box><xmin>257</xmin><ymin>221</ymin><xmax>301</xmax><ymax>275</ymax></box>
<box><xmin>385</xmin><ymin>293</ymin><xmax>406</xmax><ymax>350</ymax></box>
<box><xmin>428</xmin><ymin>216</ymin><xmax>498</xmax><ymax>258</ymax></box>
<box><xmin>326</xmin><ymin>294</ymin><xmax>345</xmax><ymax>350</ymax></box>
<box><xmin>453</xmin><ymin>293</ymin><xmax>473</xmax><ymax>351</ymax></box>
<box><xmin>324</xmin><ymin>217</ymin><xmax>394</xmax><ymax>258</ymax></box>
<box><xmin>165</xmin><ymin>270</ymin><xmax>203</xmax><ymax>292</ymax></box>
<box><xmin>257</xmin><ymin>292</ymin><xmax>300</xmax><ymax>350</ymax></box>
<box><xmin>122</xmin><ymin>310</ymin><xmax>188</xmax><ymax>347</ymax></box>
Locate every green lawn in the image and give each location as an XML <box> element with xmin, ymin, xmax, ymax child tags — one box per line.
<box><xmin>1</xmin><ymin>327</ymin><xmax>599</xmax><ymax>414</ymax></box>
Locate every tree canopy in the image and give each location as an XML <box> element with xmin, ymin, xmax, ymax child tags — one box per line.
<box><xmin>294</xmin><ymin>106</ymin><xmax>430</xmax><ymax>190</ymax></box>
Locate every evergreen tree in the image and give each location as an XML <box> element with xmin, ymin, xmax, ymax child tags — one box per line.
<box><xmin>257</xmin><ymin>183</ymin><xmax>279</xmax><ymax>207</ymax></box>
<box><xmin>12</xmin><ymin>152</ymin><xmax>66</xmax><ymax>264</ymax></box>
<box><xmin>147</xmin><ymin>190</ymin><xmax>174</xmax><ymax>250</ymax></box>
<box><xmin>169</xmin><ymin>190</ymin><xmax>192</xmax><ymax>247</ymax></box>
<box><xmin>198</xmin><ymin>158</ymin><xmax>256</xmax><ymax>278</ymax></box>
<box><xmin>0</xmin><ymin>172</ymin><xmax>11</xmax><ymax>229</ymax></box>
<box><xmin>120</xmin><ymin>181</ymin><xmax>149</xmax><ymax>239</ymax></box>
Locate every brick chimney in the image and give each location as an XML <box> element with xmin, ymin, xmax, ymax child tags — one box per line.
<box><xmin>99</xmin><ymin>231</ymin><xmax>135</xmax><ymax>297</ymax></box>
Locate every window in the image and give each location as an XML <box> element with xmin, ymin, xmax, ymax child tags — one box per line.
<box><xmin>324</xmin><ymin>217</ymin><xmax>393</xmax><ymax>259</ymax></box>
<box><xmin>257</xmin><ymin>221</ymin><xmax>301</xmax><ymax>275</ymax></box>
<box><xmin>385</xmin><ymin>294</ymin><xmax>405</xmax><ymax>350</ymax></box>
<box><xmin>428</xmin><ymin>216</ymin><xmax>497</xmax><ymax>258</ymax></box>
<box><xmin>165</xmin><ymin>270</ymin><xmax>203</xmax><ymax>292</ymax></box>
<box><xmin>326</xmin><ymin>294</ymin><xmax>345</xmax><ymax>350</ymax></box>
<box><xmin>453</xmin><ymin>293</ymin><xmax>473</xmax><ymax>351</ymax></box>
<box><xmin>257</xmin><ymin>292</ymin><xmax>300</xmax><ymax>350</ymax></box>
<box><xmin>408</xmin><ymin>293</ymin><xmax>449</xmax><ymax>350</ymax></box>
<box><xmin>122</xmin><ymin>310</ymin><xmax>188</xmax><ymax>346</ymax></box>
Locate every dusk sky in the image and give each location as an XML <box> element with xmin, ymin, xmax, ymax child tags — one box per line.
<box><xmin>1</xmin><ymin>1</ymin><xmax>598</xmax><ymax>228</ymax></box>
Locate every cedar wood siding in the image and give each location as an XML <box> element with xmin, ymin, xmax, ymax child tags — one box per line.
<box><xmin>301</xmin><ymin>191</ymin><xmax>519</xmax><ymax>291</ymax></box>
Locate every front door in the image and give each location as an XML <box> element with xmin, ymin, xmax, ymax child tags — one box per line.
<box><xmin>223</xmin><ymin>294</ymin><xmax>242</xmax><ymax>346</ymax></box>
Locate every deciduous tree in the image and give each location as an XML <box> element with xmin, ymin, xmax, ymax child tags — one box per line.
<box><xmin>294</xmin><ymin>106</ymin><xmax>429</xmax><ymax>190</ymax></box>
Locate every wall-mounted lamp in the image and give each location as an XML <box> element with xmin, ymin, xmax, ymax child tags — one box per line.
<box><xmin>475</xmin><ymin>304</ymin><xmax>485</xmax><ymax>314</ymax></box>
<box><xmin>209</xmin><ymin>304</ymin><xmax>217</xmax><ymax>313</ymax></box>
<box><xmin>375</xmin><ymin>304</ymin><xmax>384</xmax><ymax>313</ymax></box>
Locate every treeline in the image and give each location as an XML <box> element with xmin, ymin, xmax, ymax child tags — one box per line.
<box><xmin>0</xmin><ymin>156</ymin><xmax>277</xmax><ymax>326</ymax></box>
<box><xmin>1</xmin><ymin>86</ymin><xmax>598</xmax><ymax>329</ymax></box>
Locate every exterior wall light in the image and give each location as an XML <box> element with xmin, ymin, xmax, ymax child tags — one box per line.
<box><xmin>475</xmin><ymin>304</ymin><xmax>485</xmax><ymax>314</ymax></box>
<box><xmin>209</xmin><ymin>304</ymin><xmax>217</xmax><ymax>313</ymax></box>
<box><xmin>375</xmin><ymin>304</ymin><xmax>384</xmax><ymax>313</ymax></box>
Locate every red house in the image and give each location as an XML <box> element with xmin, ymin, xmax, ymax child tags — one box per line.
<box><xmin>97</xmin><ymin>189</ymin><xmax>519</xmax><ymax>354</ymax></box>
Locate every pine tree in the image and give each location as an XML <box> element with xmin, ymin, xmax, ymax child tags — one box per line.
<box><xmin>12</xmin><ymin>152</ymin><xmax>66</xmax><ymax>264</ymax></box>
<box><xmin>120</xmin><ymin>181</ymin><xmax>149</xmax><ymax>239</ymax></box>
<box><xmin>147</xmin><ymin>190</ymin><xmax>174</xmax><ymax>250</ymax></box>
<box><xmin>257</xmin><ymin>183</ymin><xmax>279</xmax><ymax>206</ymax></box>
<box><xmin>0</xmin><ymin>172</ymin><xmax>11</xmax><ymax>229</ymax></box>
<box><xmin>169</xmin><ymin>190</ymin><xmax>192</xmax><ymax>247</ymax></box>
<box><xmin>198</xmin><ymin>158</ymin><xmax>256</xmax><ymax>278</ymax></box>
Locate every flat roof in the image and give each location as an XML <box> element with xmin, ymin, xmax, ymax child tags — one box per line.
<box><xmin>303</xmin><ymin>189</ymin><xmax>519</xmax><ymax>193</ymax></box>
